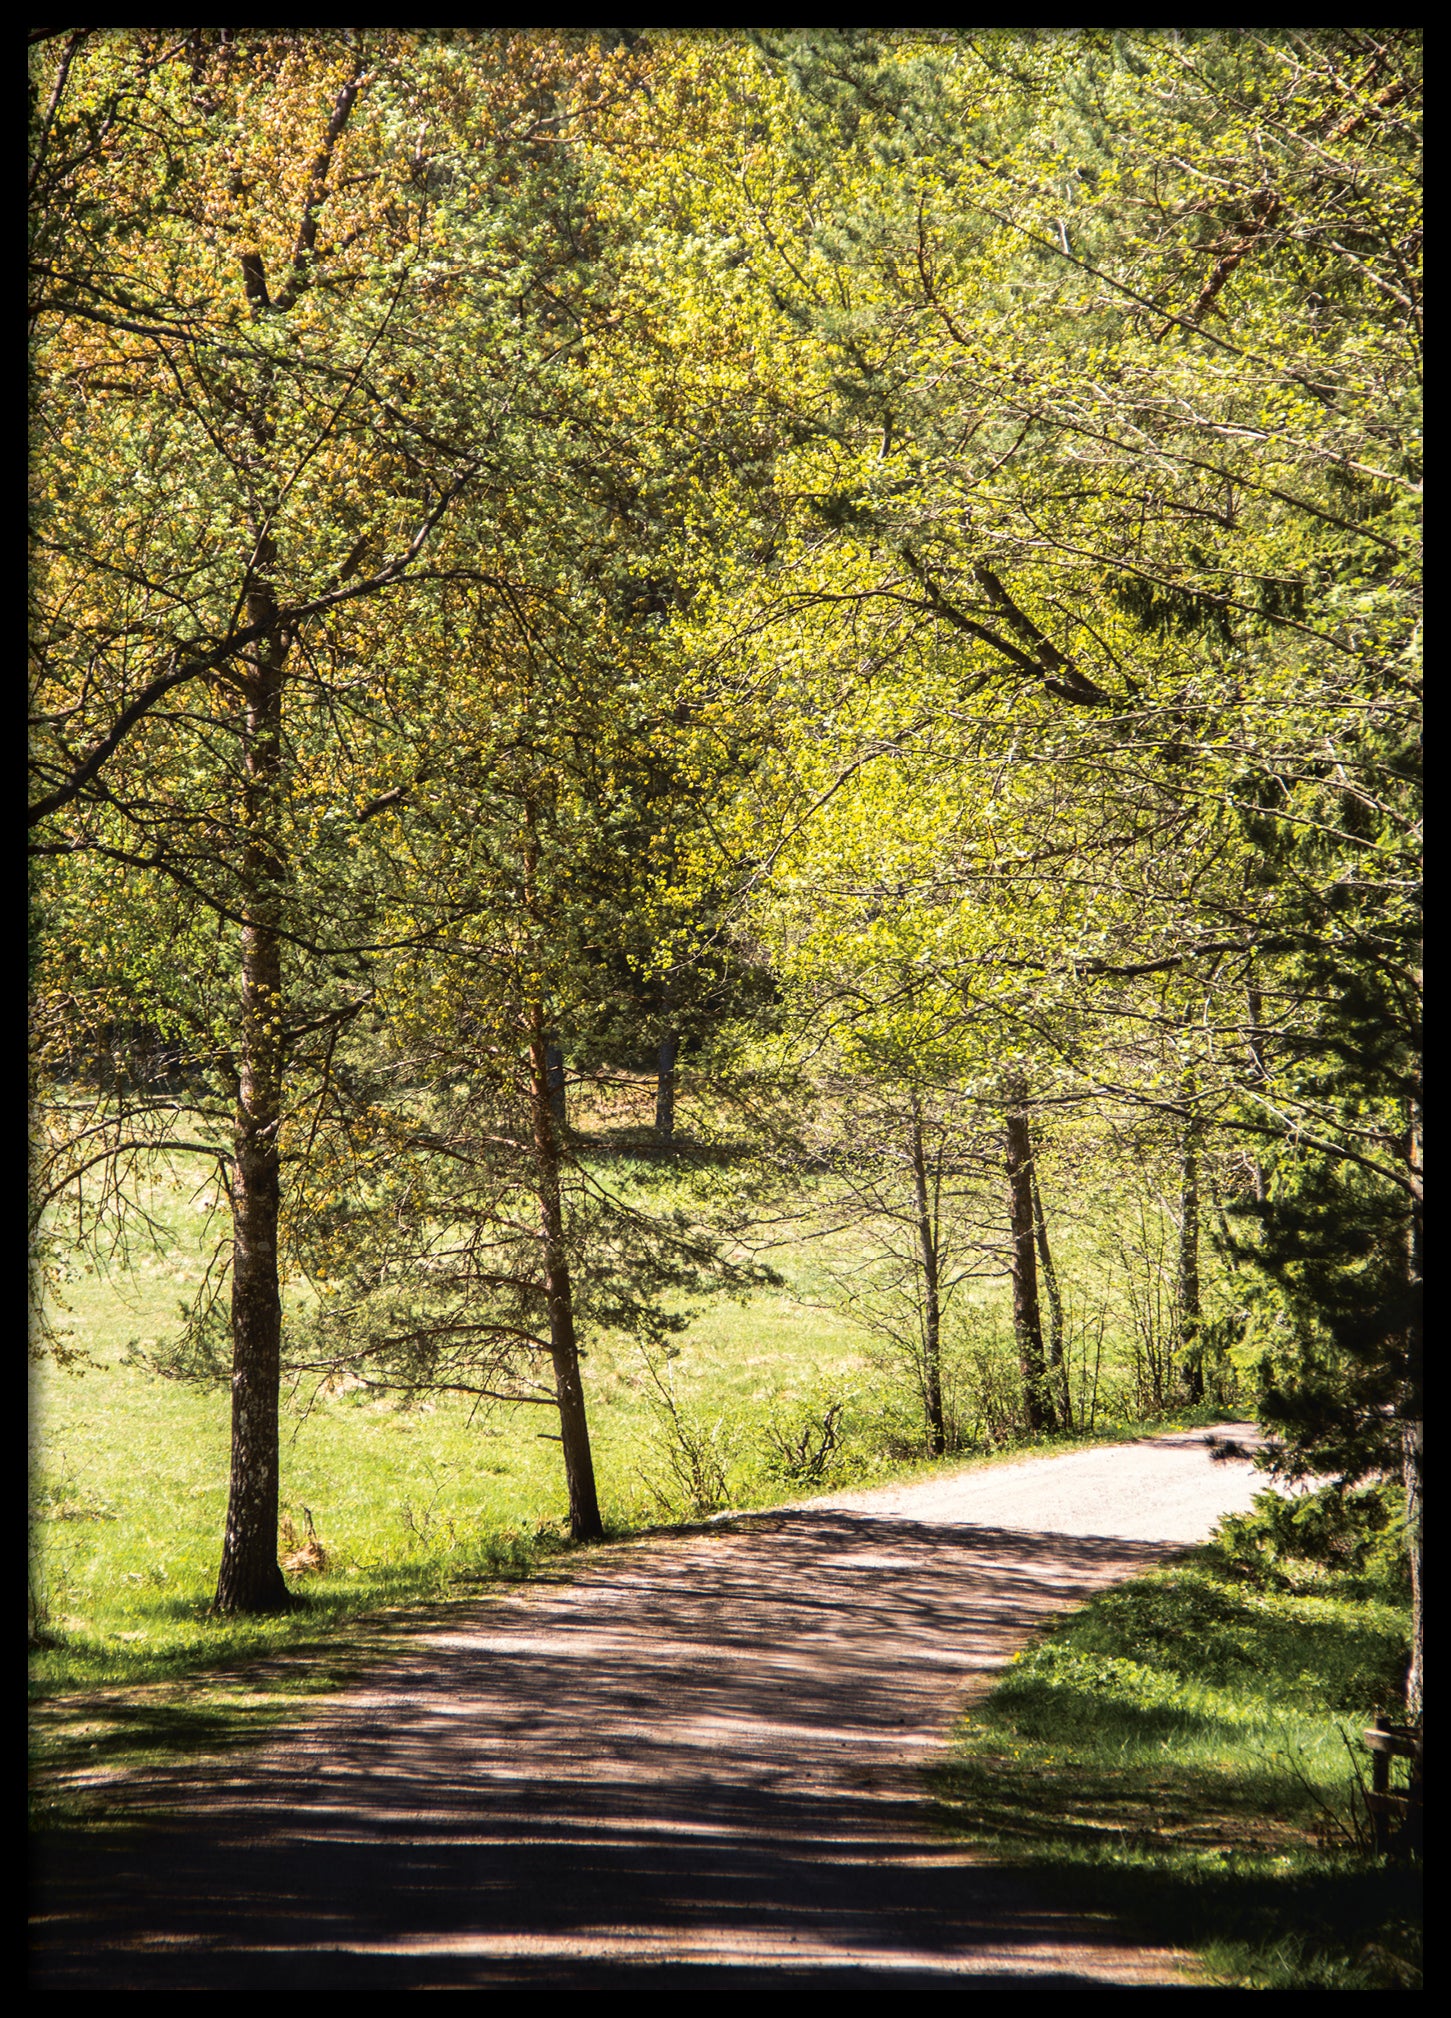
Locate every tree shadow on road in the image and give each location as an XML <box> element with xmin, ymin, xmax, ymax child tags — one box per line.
<box><xmin>32</xmin><ymin>1512</ymin><xmax>1184</xmax><ymax>1989</ymax></box>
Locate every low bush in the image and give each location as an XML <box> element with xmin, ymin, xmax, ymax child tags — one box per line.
<box><xmin>1210</xmin><ymin>1479</ymin><xmax>1409</xmax><ymax>1598</ymax></box>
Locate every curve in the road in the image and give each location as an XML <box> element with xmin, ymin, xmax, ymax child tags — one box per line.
<box><xmin>31</xmin><ymin>1422</ymin><xmax>1266</xmax><ymax>1989</ymax></box>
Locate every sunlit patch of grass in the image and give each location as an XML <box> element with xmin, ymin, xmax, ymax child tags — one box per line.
<box><xmin>929</xmin><ymin>1553</ymin><xmax>1419</xmax><ymax>1990</ymax></box>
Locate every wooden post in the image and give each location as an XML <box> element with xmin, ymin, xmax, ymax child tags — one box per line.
<box><xmin>1370</xmin><ymin>1714</ymin><xmax>1392</xmax><ymax>1853</ymax></box>
<box><xmin>1363</xmin><ymin>1714</ymin><xmax>1423</xmax><ymax>1855</ymax></box>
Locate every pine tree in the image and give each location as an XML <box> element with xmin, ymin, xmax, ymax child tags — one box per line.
<box><xmin>1225</xmin><ymin>718</ymin><xmax>1421</xmax><ymax>1711</ymax></box>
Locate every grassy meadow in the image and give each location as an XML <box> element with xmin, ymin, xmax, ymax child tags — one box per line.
<box><xmin>32</xmin><ymin>1147</ymin><xmax>1201</xmax><ymax>1703</ymax></box>
<box><xmin>27</xmin><ymin>1137</ymin><xmax>1240</xmax><ymax>1837</ymax></box>
<box><xmin>32</xmin><ymin>1135</ymin><xmax>1258</xmax><ymax>1845</ymax></box>
<box><xmin>31</xmin><ymin>1167</ymin><xmax>842</xmax><ymax>1688</ymax></box>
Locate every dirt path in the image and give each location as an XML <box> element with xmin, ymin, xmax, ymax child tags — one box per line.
<box><xmin>31</xmin><ymin>1423</ymin><xmax>1266</xmax><ymax>1989</ymax></box>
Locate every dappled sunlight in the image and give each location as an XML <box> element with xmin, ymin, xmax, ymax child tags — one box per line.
<box><xmin>35</xmin><ymin>1506</ymin><xmax>1197</xmax><ymax>1985</ymax></box>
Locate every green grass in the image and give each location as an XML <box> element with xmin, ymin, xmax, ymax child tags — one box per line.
<box><xmin>928</xmin><ymin>1546</ymin><xmax>1420</xmax><ymax>1989</ymax></box>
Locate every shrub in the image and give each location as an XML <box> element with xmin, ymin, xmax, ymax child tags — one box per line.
<box><xmin>759</xmin><ymin>1394</ymin><xmax>850</xmax><ymax>1485</ymax></box>
<box><xmin>1212</xmin><ymin>1482</ymin><xmax>1409</xmax><ymax>1597</ymax></box>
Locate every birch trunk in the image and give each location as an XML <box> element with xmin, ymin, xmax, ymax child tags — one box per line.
<box><xmin>908</xmin><ymin>1094</ymin><xmax>946</xmax><ymax>1456</ymax></box>
<box><xmin>1005</xmin><ymin>1075</ymin><xmax>1054</xmax><ymax>1433</ymax></box>
<box><xmin>214</xmin><ymin>570</ymin><xmax>292</xmax><ymax>1614</ymax></box>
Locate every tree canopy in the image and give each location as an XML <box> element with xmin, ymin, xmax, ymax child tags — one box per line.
<box><xmin>30</xmin><ymin>28</ymin><xmax>1420</xmax><ymax>1699</ymax></box>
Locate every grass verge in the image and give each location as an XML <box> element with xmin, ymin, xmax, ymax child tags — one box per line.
<box><xmin>927</xmin><ymin>1542</ymin><xmax>1420</xmax><ymax>1989</ymax></box>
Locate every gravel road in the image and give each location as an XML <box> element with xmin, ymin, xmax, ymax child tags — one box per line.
<box><xmin>32</xmin><ymin>1422</ymin><xmax>1267</xmax><ymax>1990</ymax></box>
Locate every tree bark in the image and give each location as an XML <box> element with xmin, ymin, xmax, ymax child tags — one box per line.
<box><xmin>527</xmin><ymin>1001</ymin><xmax>603</xmax><ymax>1542</ymax></box>
<box><xmin>1402</xmin><ymin>1080</ymin><xmax>1422</xmax><ymax>1718</ymax></box>
<box><xmin>1402</xmin><ymin>1418</ymin><xmax>1422</xmax><ymax>1719</ymax></box>
<box><xmin>655</xmin><ymin>1027</ymin><xmax>679</xmax><ymax>1144</ymax></box>
<box><xmin>1030</xmin><ymin>1164</ymin><xmax>1069</xmax><ymax>1431</ymax></box>
<box><xmin>1005</xmin><ymin>1076</ymin><xmax>1055</xmax><ymax>1433</ymax></box>
<box><xmin>545</xmin><ymin>1038</ymin><xmax>566</xmax><ymax>1131</ymax></box>
<box><xmin>1178</xmin><ymin>1092</ymin><xmax>1204</xmax><ymax>1402</ymax></box>
<box><xmin>908</xmin><ymin>1093</ymin><xmax>946</xmax><ymax>1456</ymax></box>
<box><xmin>214</xmin><ymin>569</ymin><xmax>292</xmax><ymax>1615</ymax></box>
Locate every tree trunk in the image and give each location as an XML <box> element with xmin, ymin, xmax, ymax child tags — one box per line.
<box><xmin>908</xmin><ymin>1093</ymin><xmax>946</xmax><ymax>1456</ymax></box>
<box><xmin>1402</xmin><ymin>1419</ymin><xmax>1422</xmax><ymax>1718</ymax></box>
<box><xmin>655</xmin><ymin>1027</ymin><xmax>679</xmax><ymax>1144</ymax></box>
<box><xmin>1402</xmin><ymin>1081</ymin><xmax>1422</xmax><ymax>1718</ymax></box>
<box><xmin>1178</xmin><ymin>1092</ymin><xmax>1204</xmax><ymax>1403</ymax></box>
<box><xmin>1030</xmin><ymin>1165</ymin><xmax>1069</xmax><ymax>1431</ymax></box>
<box><xmin>528</xmin><ymin>1003</ymin><xmax>603</xmax><ymax>1542</ymax></box>
<box><xmin>214</xmin><ymin>572</ymin><xmax>292</xmax><ymax>1615</ymax></box>
<box><xmin>545</xmin><ymin>1037</ymin><xmax>566</xmax><ymax>1131</ymax></box>
<box><xmin>1005</xmin><ymin>1076</ymin><xmax>1055</xmax><ymax>1433</ymax></box>
<box><xmin>1245</xmin><ymin>986</ymin><xmax>1267</xmax><ymax>1205</ymax></box>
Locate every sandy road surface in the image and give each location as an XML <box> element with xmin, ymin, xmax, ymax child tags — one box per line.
<box><xmin>32</xmin><ymin>1423</ymin><xmax>1266</xmax><ymax>1990</ymax></box>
